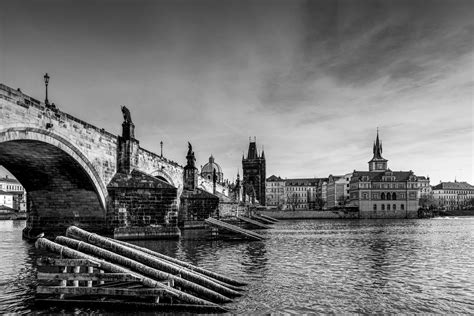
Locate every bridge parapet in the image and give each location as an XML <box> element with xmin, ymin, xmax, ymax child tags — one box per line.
<box><xmin>0</xmin><ymin>83</ymin><xmax>230</xmax><ymax>237</ymax></box>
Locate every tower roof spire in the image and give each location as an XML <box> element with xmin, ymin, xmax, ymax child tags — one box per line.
<box><xmin>373</xmin><ymin>128</ymin><xmax>383</xmax><ymax>159</ymax></box>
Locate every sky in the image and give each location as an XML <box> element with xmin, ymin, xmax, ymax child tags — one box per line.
<box><xmin>0</xmin><ymin>0</ymin><xmax>473</xmax><ymax>185</ymax></box>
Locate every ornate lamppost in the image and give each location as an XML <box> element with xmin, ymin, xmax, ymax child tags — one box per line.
<box><xmin>160</xmin><ymin>141</ymin><xmax>163</xmax><ymax>157</ymax></box>
<box><xmin>43</xmin><ymin>73</ymin><xmax>50</xmax><ymax>105</ymax></box>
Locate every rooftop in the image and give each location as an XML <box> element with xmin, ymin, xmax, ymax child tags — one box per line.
<box><xmin>432</xmin><ymin>181</ymin><xmax>474</xmax><ymax>190</ymax></box>
<box><xmin>0</xmin><ymin>177</ymin><xmax>20</xmax><ymax>184</ymax></box>
<box><xmin>266</xmin><ymin>175</ymin><xmax>284</xmax><ymax>182</ymax></box>
<box><xmin>351</xmin><ymin>170</ymin><xmax>417</xmax><ymax>182</ymax></box>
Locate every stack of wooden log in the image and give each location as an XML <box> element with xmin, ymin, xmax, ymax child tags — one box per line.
<box><xmin>35</xmin><ymin>226</ymin><xmax>247</xmax><ymax>313</ymax></box>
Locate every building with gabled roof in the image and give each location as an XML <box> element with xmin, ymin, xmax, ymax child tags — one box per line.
<box><xmin>349</xmin><ymin>130</ymin><xmax>421</xmax><ymax>218</ymax></box>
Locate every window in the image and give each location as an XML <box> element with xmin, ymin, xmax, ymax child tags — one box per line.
<box><xmin>381</xmin><ymin>192</ymin><xmax>385</xmax><ymax>200</ymax></box>
<box><xmin>393</xmin><ymin>204</ymin><xmax>396</xmax><ymax>210</ymax></box>
<box><xmin>382</xmin><ymin>204</ymin><xmax>385</xmax><ymax>210</ymax></box>
<box><xmin>373</xmin><ymin>204</ymin><xmax>377</xmax><ymax>210</ymax></box>
<box><xmin>387</xmin><ymin>204</ymin><xmax>390</xmax><ymax>210</ymax></box>
<box><xmin>392</xmin><ymin>193</ymin><xmax>397</xmax><ymax>200</ymax></box>
<box><xmin>401</xmin><ymin>204</ymin><xmax>404</xmax><ymax>210</ymax></box>
<box><xmin>387</xmin><ymin>192</ymin><xmax>391</xmax><ymax>200</ymax></box>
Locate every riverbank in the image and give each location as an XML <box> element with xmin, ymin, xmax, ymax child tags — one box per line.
<box><xmin>260</xmin><ymin>209</ymin><xmax>358</xmax><ymax>219</ymax></box>
<box><xmin>440</xmin><ymin>209</ymin><xmax>474</xmax><ymax>217</ymax></box>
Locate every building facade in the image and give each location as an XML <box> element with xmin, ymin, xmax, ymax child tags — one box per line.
<box><xmin>285</xmin><ymin>178</ymin><xmax>317</xmax><ymax>210</ymax></box>
<box><xmin>326</xmin><ymin>173</ymin><xmax>352</xmax><ymax>208</ymax></box>
<box><xmin>242</xmin><ymin>139</ymin><xmax>266</xmax><ymax>205</ymax></box>
<box><xmin>349</xmin><ymin>131</ymin><xmax>420</xmax><ymax>218</ymax></box>
<box><xmin>0</xmin><ymin>190</ymin><xmax>14</xmax><ymax>209</ymax></box>
<box><xmin>432</xmin><ymin>181</ymin><xmax>474</xmax><ymax>210</ymax></box>
<box><xmin>266</xmin><ymin>175</ymin><xmax>286</xmax><ymax>208</ymax></box>
<box><xmin>416</xmin><ymin>176</ymin><xmax>431</xmax><ymax>197</ymax></box>
<box><xmin>0</xmin><ymin>176</ymin><xmax>26</xmax><ymax>212</ymax></box>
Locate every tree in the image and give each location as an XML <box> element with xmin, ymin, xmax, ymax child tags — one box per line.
<box><xmin>337</xmin><ymin>195</ymin><xmax>350</xmax><ymax>207</ymax></box>
<box><xmin>464</xmin><ymin>197</ymin><xmax>474</xmax><ymax>209</ymax></box>
<box><xmin>419</xmin><ymin>194</ymin><xmax>439</xmax><ymax>210</ymax></box>
<box><xmin>315</xmin><ymin>196</ymin><xmax>325</xmax><ymax>210</ymax></box>
<box><xmin>287</xmin><ymin>193</ymin><xmax>299</xmax><ymax>211</ymax></box>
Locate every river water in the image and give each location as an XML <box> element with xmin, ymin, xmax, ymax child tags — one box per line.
<box><xmin>0</xmin><ymin>218</ymin><xmax>473</xmax><ymax>314</ymax></box>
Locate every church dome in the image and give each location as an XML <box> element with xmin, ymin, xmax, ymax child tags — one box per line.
<box><xmin>201</xmin><ymin>155</ymin><xmax>223</xmax><ymax>182</ymax></box>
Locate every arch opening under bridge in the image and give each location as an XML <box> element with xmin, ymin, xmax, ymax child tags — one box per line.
<box><xmin>0</xmin><ymin>127</ymin><xmax>107</xmax><ymax>238</ymax></box>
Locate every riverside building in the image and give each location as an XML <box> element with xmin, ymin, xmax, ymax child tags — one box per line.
<box><xmin>266</xmin><ymin>175</ymin><xmax>286</xmax><ymax>208</ymax></box>
<box><xmin>432</xmin><ymin>181</ymin><xmax>474</xmax><ymax>210</ymax></box>
<box><xmin>349</xmin><ymin>131</ymin><xmax>420</xmax><ymax>218</ymax></box>
<box><xmin>0</xmin><ymin>176</ymin><xmax>26</xmax><ymax>212</ymax></box>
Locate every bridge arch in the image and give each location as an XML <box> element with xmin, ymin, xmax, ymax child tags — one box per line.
<box><xmin>150</xmin><ymin>169</ymin><xmax>176</xmax><ymax>187</ymax></box>
<box><xmin>0</xmin><ymin>127</ymin><xmax>107</xmax><ymax>236</ymax></box>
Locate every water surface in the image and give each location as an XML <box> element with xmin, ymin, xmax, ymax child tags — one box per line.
<box><xmin>0</xmin><ymin>218</ymin><xmax>473</xmax><ymax>314</ymax></box>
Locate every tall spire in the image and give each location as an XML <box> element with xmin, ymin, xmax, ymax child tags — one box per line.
<box><xmin>368</xmin><ymin>128</ymin><xmax>388</xmax><ymax>171</ymax></box>
<box><xmin>373</xmin><ymin>128</ymin><xmax>383</xmax><ymax>159</ymax></box>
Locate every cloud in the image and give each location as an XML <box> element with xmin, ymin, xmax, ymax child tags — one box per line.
<box><xmin>0</xmin><ymin>0</ymin><xmax>472</xmax><ymax>185</ymax></box>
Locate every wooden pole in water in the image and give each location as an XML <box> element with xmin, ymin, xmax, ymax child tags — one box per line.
<box><xmin>111</xmin><ymin>235</ymin><xmax>247</xmax><ymax>286</ymax></box>
<box><xmin>35</xmin><ymin>238</ymin><xmax>217</xmax><ymax>307</ymax></box>
<box><xmin>65</xmin><ymin>226</ymin><xmax>241</xmax><ymax>297</ymax></box>
<box><xmin>111</xmin><ymin>238</ymin><xmax>246</xmax><ymax>291</ymax></box>
<box><xmin>55</xmin><ymin>236</ymin><xmax>232</xmax><ymax>304</ymax></box>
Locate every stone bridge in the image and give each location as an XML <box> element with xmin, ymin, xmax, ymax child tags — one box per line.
<box><xmin>0</xmin><ymin>83</ymin><xmax>228</xmax><ymax>238</ymax></box>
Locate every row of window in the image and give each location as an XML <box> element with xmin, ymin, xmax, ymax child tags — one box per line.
<box><xmin>373</xmin><ymin>204</ymin><xmax>405</xmax><ymax>211</ymax></box>
<box><xmin>438</xmin><ymin>190</ymin><xmax>474</xmax><ymax>194</ymax></box>
<box><xmin>358</xmin><ymin>192</ymin><xmax>406</xmax><ymax>200</ymax></box>
<box><xmin>439</xmin><ymin>195</ymin><xmax>473</xmax><ymax>200</ymax></box>
<box><xmin>0</xmin><ymin>184</ymin><xmax>24</xmax><ymax>191</ymax></box>
<box><xmin>267</xmin><ymin>188</ymin><xmax>284</xmax><ymax>193</ymax></box>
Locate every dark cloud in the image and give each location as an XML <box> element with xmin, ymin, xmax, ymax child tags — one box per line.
<box><xmin>258</xmin><ymin>0</ymin><xmax>474</xmax><ymax>108</ymax></box>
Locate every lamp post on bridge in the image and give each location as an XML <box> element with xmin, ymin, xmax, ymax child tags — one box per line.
<box><xmin>160</xmin><ymin>141</ymin><xmax>163</xmax><ymax>157</ymax></box>
<box><xmin>43</xmin><ymin>73</ymin><xmax>50</xmax><ymax>105</ymax></box>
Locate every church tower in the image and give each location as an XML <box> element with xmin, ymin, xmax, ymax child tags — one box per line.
<box><xmin>242</xmin><ymin>138</ymin><xmax>266</xmax><ymax>205</ymax></box>
<box><xmin>368</xmin><ymin>129</ymin><xmax>388</xmax><ymax>171</ymax></box>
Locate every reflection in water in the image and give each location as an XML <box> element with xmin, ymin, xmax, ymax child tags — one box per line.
<box><xmin>0</xmin><ymin>218</ymin><xmax>473</xmax><ymax>314</ymax></box>
<box><xmin>242</xmin><ymin>242</ymin><xmax>268</xmax><ymax>275</ymax></box>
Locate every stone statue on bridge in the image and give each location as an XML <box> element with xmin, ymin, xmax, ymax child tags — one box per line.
<box><xmin>121</xmin><ymin>106</ymin><xmax>133</xmax><ymax>124</ymax></box>
<box><xmin>186</xmin><ymin>142</ymin><xmax>196</xmax><ymax>169</ymax></box>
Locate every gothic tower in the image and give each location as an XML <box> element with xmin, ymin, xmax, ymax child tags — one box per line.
<box><xmin>242</xmin><ymin>138</ymin><xmax>266</xmax><ymax>205</ymax></box>
<box><xmin>368</xmin><ymin>129</ymin><xmax>388</xmax><ymax>171</ymax></box>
